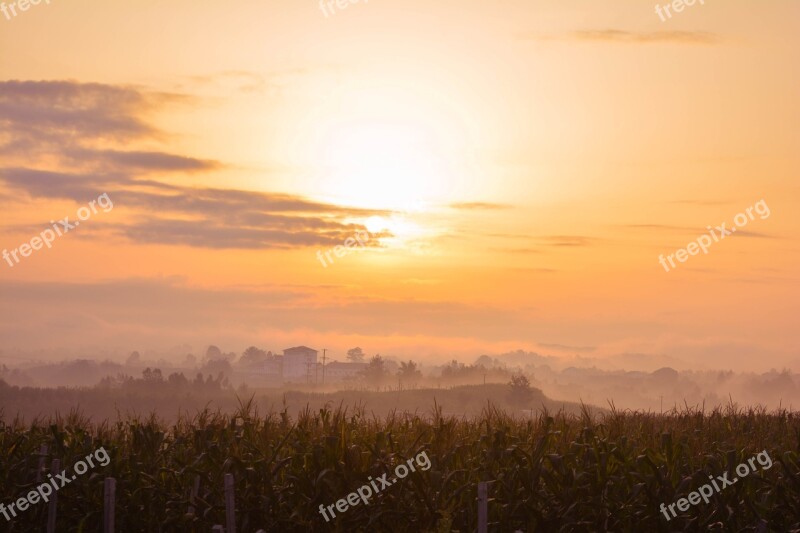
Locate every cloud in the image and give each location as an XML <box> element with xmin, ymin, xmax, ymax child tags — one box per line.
<box><xmin>0</xmin><ymin>80</ymin><xmax>391</xmax><ymax>250</ymax></box>
<box><xmin>667</xmin><ymin>200</ymin><xmax>733</xmax><ymax>206</ymax></box>
<box><xmin>179</xmin><ymin>68</ymin><xmax>314</xmax><ymax>94</ymax></box>
<box><xmin>537</xmin><ymin>235</ymin><xmax>595</xmax><ymax>247</ymax></box>
<box><xmin>0</xmin><ymin>167</ymin><xmax>385</xmax><ymax>249</ymax></box>
<box><xmin>63</xmin><ymin>147</ymin><xmax>222</xmax><ymax>173</ymax></box>
<box><xmin>449</xmin><ymin>202</ymin><xmax>513</xmax><ymax>210</ymax></box>
<box><xmin>0</xmin><ymin>80</ymin><xmax>178</xmax><ymax>143</ymax></box>
<box><xmin>492</xmin><ymin>247</ymin><xmax>543</xmax><ymax>254</ymax></box>
<box><xmin>114</xmin><ymin>218</ymin><xmax>372</xmax><ymax>249</ymax></box>
<box><xmin>618</xmin><ymin>224</ymin><xmax>699</xmax><ymax>234</ymax></box>
<box><xmin>734</xmin><ymin>230</ymin><xmax>775</xmax><ymax>239</ymax></box>
<box><xmin>401</xmin><ymin>278</ymin><xmax>443</xmax><ymax>285</ymax></box>
<box><xmin>183</xmin><ymin>70</ymin><xmax>271</xmax><ymax>93</ymax></box>
<box><xmin>617</xmin><ymin>224</ymin><xmax>776</xmax><ymax>239</ymax></box>
<box><xmin>491</xmin><ymin>235</ymin><xmax>596</xmax><ymax>253</ymax></box>
<box><xmin>0</xmin><ymin>167</ymin><xmax>117</xmax><ymax>201</ymax></box>
<box><xmin>539</xmin><ymin>342</ymin><xmax>596</xmax><ymax>353</ymax></box>
<box><xmin>573</xmin><ymin>30</ymin><xmax>719</xmax><ymax>44</ymax></box>
<box><xmin>525</xmin><ymin>30</ymin><xmax>720</xmax><ymax>45</ymax></box>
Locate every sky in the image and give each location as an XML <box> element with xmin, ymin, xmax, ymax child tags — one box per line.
<box><xmin>0</xmin><ymin>0</ymin><xmax>798</xmax><ymax>370</ymax></box>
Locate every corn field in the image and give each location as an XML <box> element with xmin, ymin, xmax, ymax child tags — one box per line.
<box><xmin>1</xmin><ymin>400</ymin><xmax>799</xmax><ymax>532</ymax></box>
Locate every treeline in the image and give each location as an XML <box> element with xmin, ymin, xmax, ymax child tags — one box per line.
<box><xmin>98</xmin><ymin>368</ymin><xmax>228</xmax><ymax>391</ymax></box>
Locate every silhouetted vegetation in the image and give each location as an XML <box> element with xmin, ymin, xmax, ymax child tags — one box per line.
<box><xmin>0</xmin><ymin>402</ymin><xmax>797</xmax><ymax>531</ymax></box>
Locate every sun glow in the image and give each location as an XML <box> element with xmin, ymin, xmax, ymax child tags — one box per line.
<box><xmin>296</xmin><ymin>79</ymin><xmax>477</xmax><ymax>212</ymax></box>
<box><xmin>362</xmin><ymin>210</ymin><xmax>428</xmax><ymax>249</ymax></box>
<box><xmin>317</xmin><ymin>120</ymin><xmax>453</xmax><ymax>210</ymax></box>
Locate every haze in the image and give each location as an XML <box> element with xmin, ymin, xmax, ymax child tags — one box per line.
<box><xmin>1</xmin><ymin>0</ymin><xmax>798</xmax><ymax>374</ymax></box>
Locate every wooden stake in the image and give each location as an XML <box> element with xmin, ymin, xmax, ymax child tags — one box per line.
<box><xmin>188</xmin><ymin>475</ymin><xmax>200</xmax><ymax>515</ymax></box>
<box><xmin>224</xmin><ymin>473</ymin><xmax>236</xmax><ymax>533</ymax></box>
<box><xmin>36</xmin><ymin>444</ymin><xmax>48</xmax><ymax>483</ymax></box>
<box><xmin>46</xmin><ymin>459</ymin><xmax>59</xmax><ymax>533</ymax></box>
<box><xmin>477</xmin><ymin>481</ymin><xmax>488</xmax><ymax>533</ymax></box>
<box><xmin>104</xmin><ymin>477</ymin><xmax>116</xmax><ymax>533</ymax></box>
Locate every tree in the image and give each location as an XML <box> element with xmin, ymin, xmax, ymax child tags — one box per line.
<box><xmin>126</xmin><ymin>351</ymin><xmax>141</xmax><ymax>366</ymax></box>
<box><xmin>474</xmin><ymin>355</ymin><xmax>496</xmax><ymax>368</ymax></box>
<box><xmin>200</xmin><ymin>358</ymin><xmax>233</xmax><ymax>380</ymax></box>
<box><xmin>362</xmin><ymin>355</ymin><xmax>388</xmax><ymax>384</ymax></box>
<box><xmin>347</xmin><ymin>347</ymin><xmax>365</xmax><ymax>363</ymax></box>
<box><xmin>205</xmin><ymin>345</ymin><xmax>223</xmax><ymax>362</ymax></box>
<box><xmin>240</xmin><ymin>346</ymin><xmax>267</xmax><ymax>366</ymax></box>
<box><xmin>397</xmin><ymin>360</ymin><xmax>422</xmax><ymax>385</ymax></box>
<box><xmin>441</xmin><ymin>360</ymin><xmax>465</xmax><ymax>378</ymax></box>
<box><xmin>167</xmin><ymin>372</ymin><xmax>189</xmax><ymax>387</ymax></box>
<box><xmin>142</xmin><ymin>367</ymin><xmax>163</xmax><ymax>383</ymax></box>
<box><xmin>508</xmin><ymin>372</ymin><xmax>533</xmax><ymax>402</ymax></box>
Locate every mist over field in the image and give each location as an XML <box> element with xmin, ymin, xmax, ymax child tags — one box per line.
<box><xmin>3</xmin><ymin>347</ymin><xmax>800</xmax><ymax>423</ymax></box>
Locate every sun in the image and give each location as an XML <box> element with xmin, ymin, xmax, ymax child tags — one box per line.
<box><xmin>296</xmin><ymin>78</ymin><xmax>475</xmax><ymax>212</ymax></box>
<box><xmin>315</xmin><ymin>119</ymin><xmax>452</xmax><ymax>211</ymax></box>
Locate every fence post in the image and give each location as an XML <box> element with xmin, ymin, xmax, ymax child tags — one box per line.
<box><xmin>188</xmin><ymin>475</ymin><xmax>201</xmax><ymax>515</ymax></box>
<box><xmin>224</xmin><ymin>473</ymin><xmax>236</xmax><ymax>533</ymax></box>
<box><xmin>477</xmin><ymin>481</ymin><xmax>488</xmax><ymax>533</ymax></box>
<box><xmin>46</xmin><ymin>459</ymin><xmax>59</xmax><ymax>533</ymax></box>
<box><xmin>104</xmin><ymin>477</ymin><xmax>116</xmax><ymax>533</ymax></box>
<box><xmin>36</xmin><ymin>444</ymin><xmax>48</xmax><ymax>483</ymax></box>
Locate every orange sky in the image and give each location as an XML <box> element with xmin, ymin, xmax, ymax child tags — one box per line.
<box><xmin>0</xmin><ymin>0</ymin><xmax>798</xmax><ymax>370</ymax></box>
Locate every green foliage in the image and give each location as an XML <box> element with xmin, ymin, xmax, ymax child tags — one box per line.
<box><xmin>1</xmin><ymin>403</ymin><xmax>799</xmax><ymax>531</ymax></box>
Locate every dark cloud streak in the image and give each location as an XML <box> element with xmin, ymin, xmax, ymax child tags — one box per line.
<box><xmin>0</xmin><ymin>79</ymin><xmax>388</xmax><ymax>250</ymax></box>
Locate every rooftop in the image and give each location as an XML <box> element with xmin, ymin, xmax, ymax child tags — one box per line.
<box><xmin>283</xmin><ymin>346</ymin><xmax>318</xmax><ymax>354</ymax></box>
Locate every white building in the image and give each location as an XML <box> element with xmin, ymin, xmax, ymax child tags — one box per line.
<box><xmin>282</xmin><ymin>346</ymin><xmax>318</xmax><ymax>383</ymax></box>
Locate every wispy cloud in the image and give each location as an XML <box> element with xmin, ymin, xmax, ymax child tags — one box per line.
<box><xmin>666</xmin><ymin>200</ymin><xmax>733</xmax><ymax>206</ymax></box>
<box><xmin>0</xmin><ymin>80</ymin><xmax>179</xmax><ymax>143</ymax></box>
<box><xmin>0</xmin><ymin>80</ymin><xmax>388</xmax><ymax>250</ymax></box>
<box><xmin>573</xmin><ymin>30</ymin><xmax>719</xmax><ymax>44</ymax></box>
<box><xmin>492</xmin><ymin>247</ymin><xmax>543</xmax><ymax>254</ymax></box>
<box><xmin>491</xmin><ymin>235</ymin><xmax>597</xmax><ymax>253</ymax></box>
<box><xmin>538</xmin><ymin>235</ymin><xmax>596</xmax><ymax>247</ymax></box>
<box><xmin>618</xmin><ymin>224</ymin><xmax>698</xmax><ymax>234</ymax></box>
<box><xmin>449</xmin><ymin>202</ymin><xmax>513</xmax><ymax>210</ymax></box>
<box><xmin>617</xmin><ymin>224</ymin><xmax>776</xmax><ymax>239</ymax></box>
<box><xmin>524</xmin><ymin>29</ymin><xmax>720</xmax><ymax>45</ymax></box>
<box><xmin>62</xmin><ymin>147</ymin><xmax>222</xmax><ymax>173</ymax></box>
<box><xmin>735</xmin><ymin>230</ymin><xmax>776</xmax><ymax>239</ymax></box>
<box><xmin>539</xmin><ymin>342</ymin><xmax>596</xmax><ymax>353</ymax></box>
